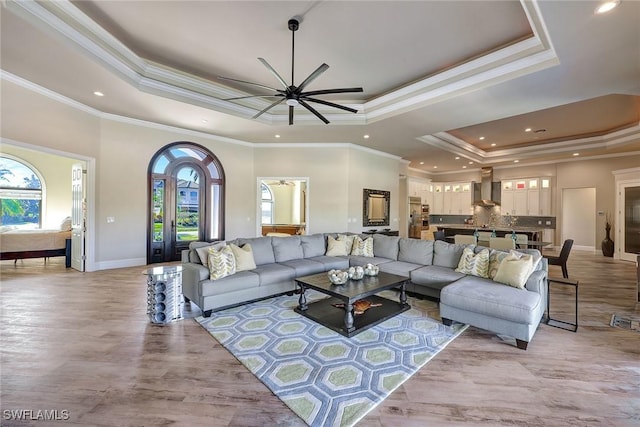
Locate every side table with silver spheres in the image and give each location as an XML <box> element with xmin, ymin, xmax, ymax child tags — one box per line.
<box><xmin>144</xmin><ymin>265</ymin><xmax>184</xmax><ymax>324</ymax></box>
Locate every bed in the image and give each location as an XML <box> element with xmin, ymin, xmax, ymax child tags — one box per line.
<box><xmin>0</xmin><ymin>218</ymin><xmax>72</xmax><ymax>267</ymax></box>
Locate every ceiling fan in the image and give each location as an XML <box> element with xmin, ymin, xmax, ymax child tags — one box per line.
<box><xmin>218</xmin><ymin>18</ymin><xmax>363</xmax><ymax>125</ymax></box>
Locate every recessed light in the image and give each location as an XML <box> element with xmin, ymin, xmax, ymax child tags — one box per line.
<box><xmin>490</xmin><ymin>143</ymin><xmax>497</xmax><ymax>147</ymax></box>
<box><xmin>468</xmin><ymin>161</ymin><xmax>473</xmax><ymax>164</ymax></box>
<box><xmin>275</xmin><ymin>134</ymin><xmax>280</xmax><ymax>138</ymax></box>
<box><xmin>419</xmin><ymin>161</ymin><xmax>424</xmax><ymax>165</ymax></box>
<box><xmin>479</xmin><ymin>136</ymin><xmax>485</xmax><ymax>140</ymax></box>
<box><xmin>93</xmin><ymin>91</ymin><xmax>104</xmax><ymax>97</ymax></box>
<box><xmin>595</xmin><ymin>0</ymin><xmax>620</xmax><ymax>14</ymax></box>
<box><xmin>455</xmin><ymin>156</ymin><xmax>460</xmax><ymax>160</ymax></box>
<box><xmin>202</xmin><ymin>119</ymin><xmax>208</xmax><ymax>124</ymax></box>
<box><xmin>462</xmin><ymin>166</ymin><xmax>467</xmax><ymax>169</ymax></box>
<box><xmin>363</xmin><ymin>135</ymin><xmax>370</xmax><ymax>139</ymax></box>
<box><xmin>433</xmin><ymin>166</ymin><xmax>438</xmax><ymax>169</ymax></box>
<box><xmin>525</xmin><ymin>128</ymin><xmax>532</xmax><ymax>132</ymax></box>
<box><xmin>514</xmin><ymin>160</ymin><xmax>519</xmax><ymax>163</ymax></box>
<box><xmin>573</xmin><ymin>152</ymin><xmax>580</xmax><ymax>156</ymax></box>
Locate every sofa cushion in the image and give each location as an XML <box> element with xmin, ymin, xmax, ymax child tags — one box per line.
<box><xmin>208</xmin><ymin>245</ymin><xmax>236</xmax><ymax>280</ymax></box>
<box><xmin>271</xmin><ymin>236</ymin><xmax>304</xmax><ymax>262</ymax></box>
<box><xmin>348</xmin><ymin>255</ymin><xmax>392</xmax><ymax>267</ymax></box>
<box><xmin>229</xmin><ymin>243</ymin><xmax>257</xmax><ymax>272</ymax></box>
<box><xmin>301</xmin><ymin>234</ymin><xmax>326</xmax><ymax>258</ymax></box>
<box><xmin>279</xmin><ymin>259</ymin><xmax>325</xmax><ymax>277</ymax></box>
<box><xmin>251</xmin><ymin>263</ymin><xmax>296</xmax><ymax>286</ymax></box>
<box><xmin>351</xmin><ymin>236</ymin><xmax>374</xmax><ymax>257</ymax></box>
<box><xmin>455</xmin><ymin>247</ymin><xmax>490</xmax><ymax>278</ymax></box>
<box><xmin>441</xmin><ymin>276</ymin><xmax>542</xmax><ymax>324</ymax></box>
<box><xmin>398</xmin><ymin>238</ymin><xmax>434</xmax><ymax>265</ymax></box>
<box><xmin>493</xmin><ymin>253</ymin><xmax>534</xmax><ymax>289</ymax></box>
<box><xmin>372</xmin><ymin>234</ymin><xmax>400</xmax><ymax>260</ymax></box>
<box><xmin>201</xmin><ymin>271</ymin><xmax>260</xmax><ymax>296</ymax></box>
<box><xmin>378</xmin><ymin>260</ymin><xmax>421</xmax><ymax>277</ymax></box>
<box><xmin>411</xmin><ymin>265</ymin><xmax>465</xmax><ymax>288</ymax></box>
<box><xmin>307</xmin><ymin>255</ymin><xmax>350</xmax><ymax>271</ymax></box>
<box><xmin>433</xmin><ymin>240</ymin><xmax>466</xmax><ymax>268</ymax></box>
<box><xmin>326</xmin><ymin>235</ymin><xmax>349</xmax><ymax>256</ymax></box>
<box><xmin>235</xmin><ymin>237</ymin><xmax>275</xmax><ymax>265</ymax></box>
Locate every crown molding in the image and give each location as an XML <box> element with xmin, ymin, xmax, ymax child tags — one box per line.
<box><xmin>4</xmin><ymin>0</ymin><xmax>558</xmax><ymax>126</ymax></box>
<box><xmin>418</xmin><ymin>123</ymin><xmax>640</xmax><ymax>165</ymax></box>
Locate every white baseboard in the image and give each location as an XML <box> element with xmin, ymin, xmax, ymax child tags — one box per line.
<box><xmin>94</xmin><ymin>257</ymin><xmax>147</xmax><ymax>271</ymax></box>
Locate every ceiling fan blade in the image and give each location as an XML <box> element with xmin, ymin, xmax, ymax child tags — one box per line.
<box><xmin>301</xmin><ymin>97</ymin><xmax>359</xmax><ymax>114</ymax></box>
<box><xmin>296</xmin><ymin>63</ymin><xmax>329</xmax><ymax>93</ymax></box>
<box><xmin>224</xmin><ymin>94</ymin><xmax>284</xmax><ymax>101</ymax></box>
<box><xmin>298</xmin><ymin>99</ymin><xmax>330</xmax><ymax>124</ymax></box>
<box><xmin>252</xmin><ymin>98</ymin><xmax>285</xmax><ymax>119</ymax></box>
<box><xmin>301</xmin><ymin>87</ymin><xmax>364</xmax><ymax>97</ymax></box>
<box><xmin>258</xmin><ymin>58</ymin><xmax>289</xmax><ymax>89</ymax></box>
<box><xmin>217</xmin><ymin>75</ymin><xmax>282</xmax><ymax>93</ymax></box>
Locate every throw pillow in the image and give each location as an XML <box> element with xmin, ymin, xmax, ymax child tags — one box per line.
<box><xmin>325</xmin><ymin>235</ymin><xmax>348</xmax><ymax>256</ymax></box>
<box><xmin>195</xmin><ymin>242</ymin><xmax>226</xmax><ymax>267</ymax></box>
<box><xmin>493</xmin><ymin>253</ymin><xmax>533</xmax><ymax>289</ymax></box>
<box><xmin>509</xmin><ymin>250</ymin><xmax>535</xmax><ymax>277</ymax></box>
<box><xmin>455</xmin><ymin>247</ymin><xmax>490</xmax><ymax>278</ymax></box>
<box><xmin>60</xmin><ymin>216</ymin><xmax>72</xmax><ymax>231</ymax></box>
<box><xmin>488</xmin><ymin>249</ymin><xmax>511</xmax><ymax>279</ymax></box>
<box><xmin>351</xmin><ymin>236</ymin><xmax>374</xmax><ymax>257</ymax></box>
<box><xmin>208</xmin><ymin>245</ymin><xmax>236</xmax><ymax>280</ymax></box>
<box><xmin>229</xmin><ymin>243</ymin><xmax>257</xmax><ymax>272</ymax></box>
<box><xmin>337</xmin><ymin>234</ymin><xmax>356</xmax><ymax>254</ymax></box>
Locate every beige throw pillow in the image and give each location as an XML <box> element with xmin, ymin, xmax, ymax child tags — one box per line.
<box><xmin>326</xmin><ymin>236</ymin><xmax>349</xmax><ymax>256</ymax></box>
<box><xmin>493</xmin><ymin>253</ymin><xmax>533</xmax><ymax>289</ymax></box>
<box><xmin>337</xmin><ymin>234</ymin><xmax>356</xmax><ymax>254</ymax></box>
<box><xmin>229</xmin><ymin>243</ymin><xmax>257</xmax><ymax>271</ymax></box>
<box><xmin>351</xmin><ymin>236</ymin><xmax>374</xmax><ymax>257</ymax></box>
<box><xmin>208</xmin><ymin>245</ymin><xmax>236</xmax><ymax>280</ymax></box>
<box><xmin>488</xmin><ymin>249</ymin><xmax>511</xmax><ymax>279</ymax></box>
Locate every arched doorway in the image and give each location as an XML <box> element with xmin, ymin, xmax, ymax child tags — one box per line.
<box><xmin>148</xmin><ymin>142</ymin><xmax>225</xmax><ymax>263</ymax></box>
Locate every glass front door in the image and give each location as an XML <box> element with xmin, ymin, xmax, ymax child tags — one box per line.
<box><xmin>622</xmin><ymin>185</ymin><xmax>640</xmax><ymax>261</ymax></box>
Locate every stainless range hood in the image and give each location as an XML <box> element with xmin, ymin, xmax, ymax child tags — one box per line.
<box><xmin>473</xmin><ymin>167</ymin><xmax>500</xmax><ymax>207</ymax></box>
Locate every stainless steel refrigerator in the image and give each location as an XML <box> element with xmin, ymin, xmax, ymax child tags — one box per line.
<box><xmin>408</xmin><ymin>196</ymin><xmax>422</xmax><ymax>238</ymax></box>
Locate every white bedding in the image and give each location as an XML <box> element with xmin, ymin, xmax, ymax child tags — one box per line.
<box><xmin>0</xmin><ymin>229</ymin><xmax>71</xmax><ymax>253</ymax></box>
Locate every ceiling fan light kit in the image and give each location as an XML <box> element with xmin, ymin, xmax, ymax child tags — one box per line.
<box><xmin>219</xmin><ymin>19</ymin><xmax>363</xmax><ymax>125</ymax></box>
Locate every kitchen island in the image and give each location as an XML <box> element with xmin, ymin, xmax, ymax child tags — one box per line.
<box><xmin>436</xmin><ymin>224</ymin><xmax>544</xmax><ymax>242</ymax></box>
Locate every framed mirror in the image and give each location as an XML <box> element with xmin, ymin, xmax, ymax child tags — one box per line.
<box><xmin>363</xmin><ymin>188</ymin><xmax>390</xmax><ymax>227</ymax></box>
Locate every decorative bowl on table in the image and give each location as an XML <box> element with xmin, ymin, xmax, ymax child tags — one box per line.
<box><xmin>363</xmin><ymin>263</ymin><xmax>379</xmax><ymax>276</ymax></box>
<box><xmin>348</xmin><ymin>266</ymin><xmax>365</xmax><ymax>280</ymax></box>
<box><xmin>327</xmin><ymin>269</ymin><xmax>349</xmax><ymax>285</ymax></box>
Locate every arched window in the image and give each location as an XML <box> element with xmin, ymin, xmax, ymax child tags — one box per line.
<box><xmin>0</xmin><ymin>156</ymin><xmax>43</xmax><ymax>229</ymax></box>
<box><xmin>148</xmin><ymin>142</ymin><xmax>225</xmax><ymax>263</ymax></box>
<box><xmin>261</xmin><ymin>183</ymin><xmax>274</xmax><ymax>224</ymax></box>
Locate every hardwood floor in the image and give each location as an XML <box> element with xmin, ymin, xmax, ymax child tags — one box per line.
<box><xmin>1</xmin><ymin>251</ymin><xmax>638</xmax><ymax>426</ymax></box>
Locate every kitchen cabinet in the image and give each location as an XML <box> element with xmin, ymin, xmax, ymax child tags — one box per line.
<box><xmin>431</xmin><ymin>182</ymin><xmax>471</xmax><ymax>214</ymax></box>
<box><xmin>501</xmin><ymin>177</ymin><xmax>553</xmax><ymax>216</ymax></box>
<box><xmin>408</xmin><ymin>178</ymin><xmax>432</xmax><ymax>206</ymax></box>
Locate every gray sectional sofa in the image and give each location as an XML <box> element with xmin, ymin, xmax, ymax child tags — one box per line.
<box><xmin>182</xmin><ymin>233</ymin><xmax>548</xmax><ymax>349</ymax></box>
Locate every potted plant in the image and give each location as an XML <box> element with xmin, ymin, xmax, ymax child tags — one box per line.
<box><xmin>601</xmin><ymin>212</ymin><xmax>614</xmax><ymax>257</ymax></box>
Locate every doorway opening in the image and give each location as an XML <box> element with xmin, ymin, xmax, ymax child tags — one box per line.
<box><xmin>148</xmin><ymin>142</ymin><xmax>225</xmax><ymax>263</ymax></box>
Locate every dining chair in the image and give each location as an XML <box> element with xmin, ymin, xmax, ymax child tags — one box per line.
<box><xmin>489</xmin><ymin>237</ymin><xmax>516</xmax><ymax>250</ymax></box>
<box><xmin>454</xmin><ymin>234</ymin><xmax>477</xmax><ymax>245</ymax></box>
<box><xmin>514</xmin><ymin>234</ymin><xmax>528</xmax><ymax>249</ymax></box>
<box><xmin>545</xmin><ymin>239</ymin><xmax>574</xmax><ymax>278</ymax></box>
<box><xmin>433</xmin><ymin>230</ymin><xmax>446</xmax><ymax>241</ymax></box>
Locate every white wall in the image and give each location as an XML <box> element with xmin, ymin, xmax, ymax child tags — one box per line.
<box><xmin>562</xmin><ymin>187</ymin><xmax>596</xmax><ymax>250</ymax></box>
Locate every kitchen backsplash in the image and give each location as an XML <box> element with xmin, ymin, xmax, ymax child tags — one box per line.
<box><xmin>430</xmin><ymin>214</ymin><xmax>556</xmax><ymax>229</ymax></box>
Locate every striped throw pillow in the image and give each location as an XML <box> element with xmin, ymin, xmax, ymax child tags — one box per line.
<box><xmin>208</xmin><ymin>245</ymin><xmax>236</xmax><ymax>280</ymax></box>
<box><xmin>455</xmin><ymin>247</ymin><xmax>490</xmax><ymax>278</ymax></box>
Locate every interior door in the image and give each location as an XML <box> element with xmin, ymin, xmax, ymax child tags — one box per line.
<box><xmin>71</xmin><ymin>163</ymin><xmax>85</xmax><ymax>271</ymax></box>
<box><xmin>620</xmin><ymin>184</ymin><xmax>640</xmax><ymax>262</ymax></box>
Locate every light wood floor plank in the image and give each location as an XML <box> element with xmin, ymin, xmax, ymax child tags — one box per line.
<box><xmin>1</xmin><ymin>250</ymin><xmax>638</xmax><ymax>426</ymax></box>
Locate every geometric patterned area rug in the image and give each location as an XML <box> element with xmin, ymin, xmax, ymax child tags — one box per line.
<box><xmin>196</xmin><ymin>290</ymin><xmax>467</xmax><ymax>427</ymax></box>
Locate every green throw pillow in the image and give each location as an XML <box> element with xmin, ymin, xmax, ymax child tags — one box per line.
<box><xmin>208</xmin><ymin>245</ymin><xmax>236</xmax><ymax>280</ymax></box>
<box><xmin>455</xmin><ymin>247</ymin><xmax>490</xmax><ymax>278</ymax></box>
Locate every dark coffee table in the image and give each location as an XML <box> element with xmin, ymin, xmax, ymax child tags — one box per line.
<box><xmin>294</xmin><ymin>271</ymin><xmax>410</xmax><ymax>337</ymax></box>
